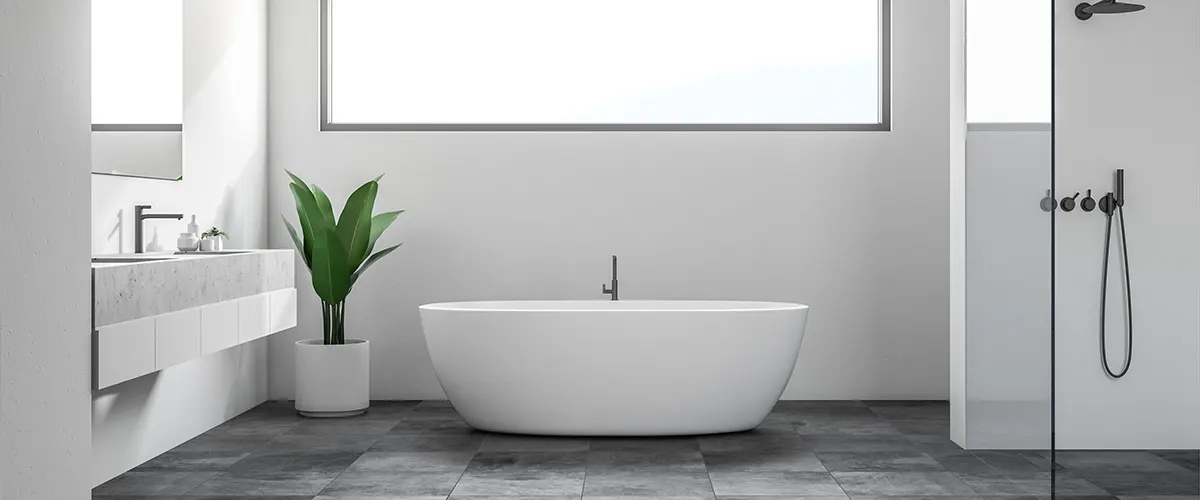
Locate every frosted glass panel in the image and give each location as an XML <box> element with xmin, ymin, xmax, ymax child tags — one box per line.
<box><xmin>328</xmin><ymin>0</ymin><xmax>882</xmax><ymax>125</ymax></box>
<box><xmin>967</xmin><ymin>0</ymin><xmax>1050</xmax><ymax>123</ymax></box>
<box><xmin>92</xmin><ymin>0</ymin><xmax>182</xmax><ymax>125</ymax></box>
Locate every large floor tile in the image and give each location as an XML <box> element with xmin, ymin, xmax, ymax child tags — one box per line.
<box><xmin>1153</xmin><ymin>450</ymin><xmax>1200</xmax><ymax>473</ymax></box>
<box><xmin>955</xmin><ymin>471</ymin><xmax>1033</xmax><ymax>496</ymax></box>
<box><xmin>928</xmin><ymin>451</ymin><xmax>1001</xmax><ymax>474</ymax></box>
<box><xmin>346</xmin><ymin>451</ymin><xmax>475</xmax><ymax>473</ymax></box>
<box><xmin>370</xmin><ymin>434</ymin><xmax>486</xmax><ymax>453</ymax></box>
<box><xmin>389</xmin><ymin>418</ymin><xmax>481</xmax><ymax>435</ymax></box>
<box><xmin>318</xmin><ymin>471</ymin><xmax>464</xmax><ymax>497</ymax></box>
<box><xmin>406</xmin><ymin>400</ymin><xmax>464</xmax><ymax>419</ymax></box>
<box><xmin>1005</xmin><ymin>472</ymin><xmax>1110</xmax><ymax>497</ymax></box>
<box><xmin>289</xmin><ymin>416</ymin><xmax>404</xmax><ymax>436</ymax></box>
<box><xmin>186</xmin><ymin>471</ymin><xmax>338</xmax><ymax>496</ymax></box>
<box><xmin>972</xmin><ymin>451</ymin><xmax>1046</xmax><ymax>475</ymax></box>
<box><xmin>698</xmin><ymin>433</ymin><xmax>807</xmax><ymax>453</ymax></box>
<box><xmin>707</xmin><ymin>471</ymin><xmax>845</xmax><ymax>496</ymax></box>
<box><xmin>590</xmin><ymin>436</ymin><xmax>700</xmax><ymax>452</ymax></box>
<box><xmin>583</xmin><ymin>471</ymin><xmax>714</xmax><ymax>497</ymax></box>
<box><xmin>224</xmin><ymin>449</ymin><xmax>361</xmax><ymax>476</ymax></box>
<box><xmin>831</xmin><ymin>471</ymin><xmax>976</xmax><ymax>496</ymax></box>
<box><xmin>132</xmin><ymin>450</ymin><xmax>250</xmax><ymax>472</ymax></box>
<box><xmin>1074</xmin><ymin>471</ymin><xmax>1200</xmax><ymax>496</ymax></box>
<box><xmin>93</xmin><ymin>471</ymin><xmax>218</xmax><ymax>496</ymax></box>
<box><xmin>703</xmin><ymin>450</ymin><xmax>827</xmax><ymax>473</ymax></box>
<box><xmin>466</xmin><ymin>451</ymin><xmax>588</xmax><ymax>473</ymax></box>
<box><xmin>589</xmin><ymin>450</ymin><xmax>707</xmax><ymax>472</ymax></box>
<box><xmin>480</xmin><ymin>433</ymin><xmax>591</xmax><ymax>452</ymax></box>
<box><xmin>171</xmin><ymin>429</ymin><xmax>277</xmax><ymax>453</ymax></box>
<box><xmin>802</xmin><ymin>435</ymin><xmax>920</xmax><ymax>453</ymax></box>
<box><xmin>262</xmin><ymin>433</ymin><xmax>380</xmax><ymax>452</ymax></box>
<box><xmin>1055</xmin><ymin>451</ymin><xmax>1195</xmax><ymax>474</ymax></box>
<box><xmin>794</xmin><ymin>416</ymin><xmax>904</xmax><ymax>437</ymax></box>
<box><xmin>453</xmin><ymin>470</ymin><xmax>585</xmax><ymax>496</ymax></box>
<box><xmin>817</xmin><ymin>452</ymin><xmax>944</xmax><ymax>472</ymax></box>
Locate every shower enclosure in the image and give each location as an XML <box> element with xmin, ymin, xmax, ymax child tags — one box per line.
<box><xmin>960</xmin><ymin>0</ymin><xmax>1198</xmax><ymax>497</ymax></box>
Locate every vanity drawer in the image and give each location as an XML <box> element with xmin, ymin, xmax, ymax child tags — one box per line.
<box><xmin>270</xmin><ymin>288</ymin><xmax>297</xmax><ymax>333</ymax></box>
<box><xmin>95</xmin><ymin>317</ymin><xmax>156</xmax><ymax>389</ymax></box>
<box><xmin>239</xmin><ymin>294</ymin><xmax>270</xmax><ymax>343</ymax></box>
<box><xmin>201</xmin><ymin>300</ymin><xmax>240</xmax><ymax>355</ymax></box>
<box><xmin>155</xmin><ymin>308</ymin><xmax>201</xmax><ymax>369</ymax></box>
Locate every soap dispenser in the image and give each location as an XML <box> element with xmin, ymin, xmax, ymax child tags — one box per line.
<box><xmin>187</xmin><ymin>215</ymin><xmax>200</xmax><ymax>237</ymax></box>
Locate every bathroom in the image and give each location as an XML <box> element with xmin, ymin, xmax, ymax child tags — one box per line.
<box><xmin>0</xmin><ymin>0</ymin><xmax>1197</xmax><ymax>498</ymax></box>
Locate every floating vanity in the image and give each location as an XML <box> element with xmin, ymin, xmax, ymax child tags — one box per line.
<box><xmin>91</xmin><ymin>250</ymin><xmax>296</xmax><ymax>389</ymax></box>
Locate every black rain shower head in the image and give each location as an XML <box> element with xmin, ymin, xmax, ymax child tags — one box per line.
<box><xmin>1076</xmin><ymin>0</ymin><xmax>1146</xmax><ymax>20</ymax></box>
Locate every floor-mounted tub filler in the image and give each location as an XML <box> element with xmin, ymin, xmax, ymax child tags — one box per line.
<box><xmin>419</xmin><ymin>300</ymin><xmax>809</xmax><ymax>436</ymax></box>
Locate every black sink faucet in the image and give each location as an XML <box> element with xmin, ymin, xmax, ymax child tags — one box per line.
<box><xmin>601</xmin><ymin>255</ymin><xmax>619</xmax><ymax>301</ymax></box>
<box><xmin>134</xmin><ymin>204</ymin><xmax>183</xmax><ymax>253</ymax></box>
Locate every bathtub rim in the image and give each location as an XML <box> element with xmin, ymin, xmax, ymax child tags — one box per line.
<box><xmin>419</xmin><ymin>300</ymin><xmax>808</xmax><ymax>313</ymax></box>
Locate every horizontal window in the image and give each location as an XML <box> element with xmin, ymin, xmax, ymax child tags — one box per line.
<box><xmin>323</xmin><ymin>0</ymin><xmax>889</xmax><ymax>130</ymax></box>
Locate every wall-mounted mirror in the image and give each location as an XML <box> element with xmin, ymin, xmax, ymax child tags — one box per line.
<box><xmin>91</xmin><ymin>0</ymin><xmax>183</xmax><ymax>181</ymax></box>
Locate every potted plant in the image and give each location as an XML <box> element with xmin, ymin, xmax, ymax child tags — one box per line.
<box><xmin>200</xmin><ymin>226</ymin><xmax>229</xmax><ymax>252</ymax></box>
<box><xmin>282</xmin><ymin>170</ymin><xmax>403</xmax><ymax>417</ymax></box>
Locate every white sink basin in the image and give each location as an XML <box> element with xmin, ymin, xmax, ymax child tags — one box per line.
<box><xmin>91</xmin><ymin>256</ymin><xmax>177</xmax><ymax>264</ymax></box>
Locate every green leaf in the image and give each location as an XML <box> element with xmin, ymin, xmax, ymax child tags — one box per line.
<box><xmin>289</xmin><ymin>183</ymin><xmax>324</xmax><ymax>264</ymax></box>
<box><xmin>364</xmin><ymin>210</ymin><xmax>404</xmax><ymax>260</ymax></box>
<box><xmin>281</xmin><ymin>216</ymin><xmax>310</xmax><ymax>268</ymax></box>
<box><xmin>351</xmin><ymin>243</ymin><xmax>401</xmax><ymax>287</ymax></box>
<box><xmin>285</xmin><ymin>169</ymin><xmax>311</xmax><ymax>193</ymax></box>
<box><xmin>311</xmin><ymin>184</ymin><xmax>337</xmax><ymax>229</ymax></box>
<box><xmin>373</xmin><ymin>174</ymin><xmax>385</xmax><ymax>182</ymax></box>
<box><xmin>336</xmin><ymin>180</ymin><xmax>378</xmax><ymax>272</ymax></box>
<box><xmin>311</xmin><ymin>227</ymin><xmax>351</xmax><ymax>304</ymax></box>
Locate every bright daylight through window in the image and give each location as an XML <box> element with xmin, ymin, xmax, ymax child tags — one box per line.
<box><xmin>967</xmin><ymin>0</ymin><xmax>1050</xmax><ymax>123</ymax></box>
<box><xmin>324</xmin><ymin>0</ymin><xmax>887</xmax><ymax>129</ymax></box>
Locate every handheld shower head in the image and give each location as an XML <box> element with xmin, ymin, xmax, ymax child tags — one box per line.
<box><xmin>1076</xmin><ymin>0</ymin><xmax>1146</xmax><ymax>20</ymax></box>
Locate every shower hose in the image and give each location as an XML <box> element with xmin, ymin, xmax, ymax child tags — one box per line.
<box><xmin>1100</xmin><ymin>201</ymin><xmax>1133</xmax><ymax>379</ymax></box>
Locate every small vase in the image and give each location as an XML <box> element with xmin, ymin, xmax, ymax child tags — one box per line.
<box><xmin>176</xmin><ymin>233</ymin><xmax>200</xmax><ymax>252</ymax></box>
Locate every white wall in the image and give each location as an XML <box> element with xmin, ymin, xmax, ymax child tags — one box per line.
<box><xmin>0</xmin><ymin>0</ymin><xmax>93</xmax><ymax>498</ymax></box>
<box><xmin>1054</xmin><ymin>0</ymin><xmax>1200</xmax><ymax>449</ymax></box>
<box><xmin>90</xmin><ymin>0</ymin><xmax>270</xmax><ymax>485</ymax></box>
<box><xmin>267</xmin><ymin>0</ymin><xmax>959</xmax><ymax>401</ymax></box>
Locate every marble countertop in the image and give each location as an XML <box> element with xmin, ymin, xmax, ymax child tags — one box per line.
<box><xmin>92</xmin><ymin>249</ymin><xmax>296</xmax><ymax>327</ymax></box>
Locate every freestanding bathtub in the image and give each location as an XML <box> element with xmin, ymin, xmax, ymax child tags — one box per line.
<box><xmin>419</xmin><ymin>300</ymin><xmax>809</xmax><ymax>436</ymax></box>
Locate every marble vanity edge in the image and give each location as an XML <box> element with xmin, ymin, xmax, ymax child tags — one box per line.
<box><xmin>93</xmin><ymin>249</ymin><xmax>296</xmax><ymax>328</ymax></box>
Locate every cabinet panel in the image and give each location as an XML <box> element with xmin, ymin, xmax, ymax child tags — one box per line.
<box><xmin>96</xmin><ymin>317</ymin><xmax>155</xmax><ymax>389</ymax></box>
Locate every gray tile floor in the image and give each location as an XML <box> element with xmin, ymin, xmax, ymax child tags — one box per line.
<box><xmin>93</xmin><ymin>400</ymin><xmax>1199</xmax><ymax>499</ymax></box>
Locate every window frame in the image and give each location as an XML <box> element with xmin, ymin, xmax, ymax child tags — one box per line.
<box><xmin>320</xmin><ymin>0</ymin><xmax>891</xmax><ymax>132</ymax></box>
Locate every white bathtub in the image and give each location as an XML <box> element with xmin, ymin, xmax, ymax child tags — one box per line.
<box><xmin>419</xmin><ymin>300</ymin><xmax>809</xmax><ymax>436</ymax></box>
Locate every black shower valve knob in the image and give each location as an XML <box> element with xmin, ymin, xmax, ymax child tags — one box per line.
<box><xmin>1081</xmin><ymin>189</ymin><xmax>1097</xmax><ymax>212</ymax></box>
<box><xmin>1061</xmin><ymin>192</ymin><xmax>1080</xmax><ymax>212</ymax></box>
<box><xmin>1039</xmin><ymin>190</ymin><xmax>1057</xmax><ymax>212</ymax></box>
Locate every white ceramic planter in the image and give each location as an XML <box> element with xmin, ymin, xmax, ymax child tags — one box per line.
<box><xmin>295</xmin><ymin>339</ymin><xmax>370</xmax><ymax>417</ymax></box>
<box><xmin>200</xmin><ymin>237</ymin><xmax>224</xmax><ymax>252</ymax></box>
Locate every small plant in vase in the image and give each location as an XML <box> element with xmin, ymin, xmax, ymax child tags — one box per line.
<box><xmin>200</xmin><ymin>227</ymin><xmax>229</xmax><ymax>252</ymax></box>
<box><xmin>282</xmin><ymin>170</ymin><xmax>403</xmax><ymax>417</ymax></box>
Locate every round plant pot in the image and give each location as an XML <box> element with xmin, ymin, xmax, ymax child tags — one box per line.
<box><xmin>200</xmin><ymin>237</ymin><xmax>224</xmax><ymax>252</ymax></box>
<box><xmin>295</xmin><ymin>339</ymin><xmax>370</xmax><ymax>417</ymax></box>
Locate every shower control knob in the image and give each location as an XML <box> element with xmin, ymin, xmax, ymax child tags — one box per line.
<box><xmin>1081</xmin><ymin>190</ymin><xmax>1097</xmax><ymax>212</ymax></box>
<box><xmin>1061</xmin><ymin>192</ymin><xmax>1080</xmax><ymax>212</ymax></box>
<box><xmin>1040</xmin><ymin>190</ymin><xmax>1058</xmax><ymax>212</ymax></box>
<box><xmin>1098</xmin><ymin>192</ymin><xmax>1116</xmax><ymax>215</ymax></box>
